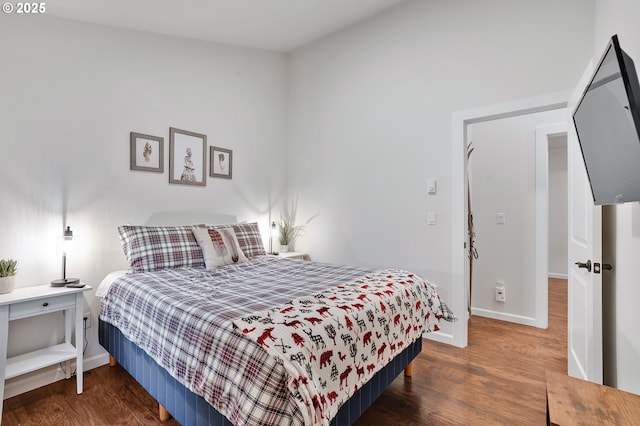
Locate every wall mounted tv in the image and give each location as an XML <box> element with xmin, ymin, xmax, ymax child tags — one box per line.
<box><xmin>573</xmin><ymin>34</ymin><xmax>640</xmax><ymax>205</ymax></box>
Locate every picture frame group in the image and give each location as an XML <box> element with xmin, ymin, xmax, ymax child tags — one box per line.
<box><xmin>129</xmin><ymin>128</ymin><xmax>233</xmax><ymax>186</ymax></box>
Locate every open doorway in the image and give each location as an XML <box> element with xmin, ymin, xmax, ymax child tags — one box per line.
<box><xmin>451</xmin><ymin>93</ymin><xmax>569</xmax><ymax>348</ymax></box>
<box><xmin>466</xmin><ymin>113</ymin><xmax>566</xmax><ymax>329</ymax></box>
<box><xmin>547</xmin><ymin>132</ymin><xmax>568</xmax><ymax>281</ymax></box>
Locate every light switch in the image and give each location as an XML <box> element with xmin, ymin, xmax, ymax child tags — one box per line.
<box><xmin>427</xmin><ymin>179</ymin><xmax>437</xmax><ymax>195</ymax></box>
<box><xmin>428</xmin><ymin>212</ymin><xmax>436</xmax><ymax>225</ymax></box>
<box><xmin>497</xmin><ymin>213</ymin><xmax>506</xmax><ymax>224</ymax></box>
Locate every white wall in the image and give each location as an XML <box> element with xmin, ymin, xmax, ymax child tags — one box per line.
<box><xmin>468</xmin><ymin>110</ymin><xmax>566</xmax><ymax>322</ymax></box>
<box><xmin>0</xmin><ymin>15</ymin><xmax>288</xmax><ymax>396</ymax></box>
<box><xmin>549</xmin><ymin>135</ymin><xmax>568</xmax><ymax>277</ymax></box>
<box><xmin>288</xmin><ymin>0</ymin><xmax>594</xmax><ymax>339</ymax></box>
<box><xmin>594</xmin><ymin>0</ymin><xmax>640</xmax><ymax>394</ymax></box>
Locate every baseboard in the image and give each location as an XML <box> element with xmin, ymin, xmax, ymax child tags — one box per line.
<box><xmin>471</xmin><ymin>307</ymin><xmax>538</xmax><ymax>327</ymax></box>
<box><xmin>423</xmin><ymin>329</ymin><xmax>454</xmax><ymax>345</ymax></box>
<box><xmin>549</xmin><ymin>273</ymin><xmax>568</xmax><ymax>279</ymax></box>
<box><xmin>3</xmin><ymin>353</ymin><xmax>110</xmax><ymax>399</ymax></box>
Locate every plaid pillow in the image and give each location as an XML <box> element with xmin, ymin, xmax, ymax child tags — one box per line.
<box><xmin>118</xmin><ymin>225</ymin><xmax>205</xmax><ymax>273</ymax></box>
<box><xmin>232</xmin><ymin>222</ymin><xmax>267</xmax><ymax>258</ymax></box>
<box><xmin>211</xmin><ymin>222</ymin><xmax>266</xmax><ymax>258</ymax></box>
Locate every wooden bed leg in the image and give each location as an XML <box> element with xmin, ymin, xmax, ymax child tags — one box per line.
<box><xmin>109</xmin><ymin>355</ymin><xmax>118</xmax><ymax>367</ymax></box>
<box><xmin>159</xmin><ymin>404</ymin><xmax>171</xmax><ymax>421</ymax></box>
<box><xmin>404</xmin><ymin>362</ymin><xmax>413</xmax><ymax>377</ymax></box>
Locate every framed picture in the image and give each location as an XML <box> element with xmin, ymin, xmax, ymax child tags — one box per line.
<box><xmin>169</xmin><ymin>127</ymin><xmax>207</xmax><ymax>186</ymax></box>
<box><xmin>130</xmin><ymin>132</ymin><xmax>164</xmax><ymax>173</ymax></box>
<box><xmin>210</xmin><ymin>146</ymin><xmax>233</xmax><ymax>179</ymax></box>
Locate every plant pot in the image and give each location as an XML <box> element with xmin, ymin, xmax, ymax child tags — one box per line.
<box><xmin>0</xmin><ymin>276</ymin><xmax>16</xmax><ymax>294</ymax></box>
<box><xmin>280</xmin><ymin>244</ymin><xmax>289</xmax><ymax>253</ymax></box>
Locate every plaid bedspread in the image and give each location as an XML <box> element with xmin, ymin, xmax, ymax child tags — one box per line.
<box><xmin>99</xmin><ymin>256</ymin><xmax>454</xmax><ymax>425</ymax></box>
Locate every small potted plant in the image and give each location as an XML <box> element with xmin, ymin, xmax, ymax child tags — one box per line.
<box><xmin>278</xmin><ymin>199</ymin><xmax>308</xmax><ymax>253</ymax></box>
<box><xmin>0</xmin><ymin>259</ymin><xmax>17</xmax><ymax>294</ymax></box>
<box><xmin>278</xmin><ymin>217</ymin><xmax>303</xmax><ymax>253</ymax></box>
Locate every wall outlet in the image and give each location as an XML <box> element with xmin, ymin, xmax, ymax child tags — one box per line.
<box><xmin>495</xmin><ymin>282</ymin><xmax>506</xmax><ymax>302</ymax></box>
<box><xmin>83</xmin><ymin>312</ymin><xmax>91</xmax><ymax>329</ymax></box>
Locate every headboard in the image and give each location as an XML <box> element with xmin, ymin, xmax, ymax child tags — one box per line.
<box><xmin>144</xmin><ymin>211</ymin><xmax>237</xmax><ymax>226</ymax></box>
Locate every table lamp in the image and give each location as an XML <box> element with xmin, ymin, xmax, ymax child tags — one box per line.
<box><xmin>51</xmin><ymin>226</ymin><xmax>80</xmax><ymax>287</ymax></box>
<box><xmin>269</xmin><ymin>221</ymin><xmax>279</xmax><ymax>255</ymax></box>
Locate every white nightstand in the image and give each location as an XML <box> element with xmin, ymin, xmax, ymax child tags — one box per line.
<box><xmin>0</xmin><ymin>284</ymin><xmax>91</xmax><ymax>417</ymax></box>
<box><xmin>277</xmin><ymin>252</ymin><xmax>310</xmax><ymax>260</ymax></box>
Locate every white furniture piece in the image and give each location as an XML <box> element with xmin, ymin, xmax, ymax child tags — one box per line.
<box><xmin>0</xmin><ymin>284</ymin><xmax>91</xmax><ymax>417</ymax></box>
<box><xmin>277</xmin><ymin>252</ymin><xmax>310</xmax><ymax>260</ymax></box>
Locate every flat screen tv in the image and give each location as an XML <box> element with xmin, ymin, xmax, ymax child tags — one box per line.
<box><xmin>573</xmin><ymin>34</ymin><xmax>640</xmax><ymax>205</ymax></box>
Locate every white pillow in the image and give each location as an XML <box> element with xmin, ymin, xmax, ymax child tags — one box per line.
<box><xmin>95</xmin><ymin>270</ymin><xmax>127</xmax><ymax>298</ymax></box>
<box><xmin>192</xmin><ymin>226</ymin><xmax>248</xmax><ymax>268</ymax></box>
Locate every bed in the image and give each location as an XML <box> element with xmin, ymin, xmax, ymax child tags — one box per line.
<box><xmin>98</xmin><ymin>221</ymin><xmax>454</xmax><ymax>425</ymax></box>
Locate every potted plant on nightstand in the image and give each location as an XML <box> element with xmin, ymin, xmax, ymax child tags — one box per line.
<box><xmin>278</xmin><ymin>199</ymin><xmax>309</xmax><ymax>253</ymax></box>
<box><xmin>278</xmin><ymin>218</ymin><xmax>302</xmax><ymax>253</ymax></box>
<box><xmin>0</xmin><ymin>259</ymin><xmax>17</xmax><ymax>294</ymax></box>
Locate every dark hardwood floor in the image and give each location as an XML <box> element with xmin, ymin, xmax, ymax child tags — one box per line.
<box><xmin>355</xmin><ymin>278</ymin><xmax>567</xmax><ymax>425</ymax></box>
<box><xmin>3</xmin><ymin>279</ymin><xmax>567</xmax><ymax>425</ymax></box>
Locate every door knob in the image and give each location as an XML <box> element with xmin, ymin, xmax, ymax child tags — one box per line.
<box><xmin>594</xmin><ymin>262</ymin><xmax>613</xmax><ymax>273</ymax></box>
<box><xmin>575</xmin><ymin>260</ymin><xmax>592</xmax><ymax>272</ymax></box>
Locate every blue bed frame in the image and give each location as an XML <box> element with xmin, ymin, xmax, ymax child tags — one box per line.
<box><xmin>99</xmin><ymin>320</ymin><xmax>422</xmax><ymax>425</ymax></box>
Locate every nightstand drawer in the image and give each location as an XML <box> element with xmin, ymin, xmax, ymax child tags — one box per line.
<box><xmin>9</xmin><ymin>294</ymin><xmax>75</xmax><ymax>320</ymax></box>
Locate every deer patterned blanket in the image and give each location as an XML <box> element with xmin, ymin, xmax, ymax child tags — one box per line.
<box><xmin>233</xmin><ymin>269</ymin><xmax>454</xmax><ymax>425</ymax></box>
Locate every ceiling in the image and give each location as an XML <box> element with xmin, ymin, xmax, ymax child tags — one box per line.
<box><xmin>45</xmin><ymin>0</ymin><xmax>409</xmax><ymax>52</ymax></box>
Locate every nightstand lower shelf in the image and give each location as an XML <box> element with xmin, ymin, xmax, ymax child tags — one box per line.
<box><xmin>5</xmin><ymin>343</ymin><xmax>77</xmax><ymax>379</ymax></box>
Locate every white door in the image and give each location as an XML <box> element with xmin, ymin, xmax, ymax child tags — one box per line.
<box><xmin>567</xmin><ymin>62</ymin><xmax>603</xmax><ymax>383</ymax></box>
